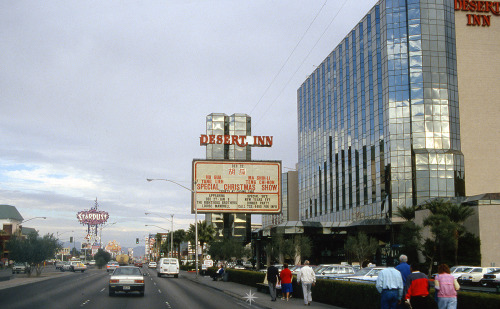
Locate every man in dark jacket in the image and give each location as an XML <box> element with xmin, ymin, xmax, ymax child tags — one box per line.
<box><xmin>267</xmin><ymin>262</ymin><xmax>280</xmax><ymax>301</ymax></box>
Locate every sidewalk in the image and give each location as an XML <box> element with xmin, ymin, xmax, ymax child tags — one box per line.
<box><xmin>0</xmin><ymin>266</ymin><xmax>72</xmax><ymax>290</ymax></box>
<box><xmin>182</xmin><ymin>271</ymin><xmax>346</xmax><ymax>309</ymax></box>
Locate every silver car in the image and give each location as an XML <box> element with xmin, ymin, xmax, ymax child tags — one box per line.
<box><xmin>109</xmin><ymin>266</ymin><xmax>146</xmax><ymax>296</ymax></box>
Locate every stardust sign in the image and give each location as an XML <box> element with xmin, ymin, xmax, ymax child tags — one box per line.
<box><xmin>192</xmin><ymin>160</ymin><xmax>281</xmax><ymax>214</ymax></box>
<box><xmin>77</xmin><ymin>209</ymin><xmax>109</xmax><ymax>225</ymax></box>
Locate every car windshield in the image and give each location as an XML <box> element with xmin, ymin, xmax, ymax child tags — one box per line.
<box><xmin>353</xmin><ymin>268</ymin><xmax>373</xmax><ymax>276</ymax></box>
<box><xmin>113</xmin><ymin>268</ymin><xmax>142</xmax><ymax>276</ymax></box>
<box><xmin>451</xmin><ymin>266</ymin><xmax>473</xmax><ymax>273</ymax></box>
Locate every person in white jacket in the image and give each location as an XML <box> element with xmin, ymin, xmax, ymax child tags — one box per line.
<box><xmin>297</xmin><ymin>260</ymin><xmax>316</xmax><ymax>305</ymax></box>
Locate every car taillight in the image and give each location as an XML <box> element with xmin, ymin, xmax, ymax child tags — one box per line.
<box><xmin>109</xmin><ymin>279</ymin><xmax>119</xmax><ymax>283</ymax></box>
<box><xmin>134</xmin><ymin>280</ymin><xmax>144</xmax><ymax>284</ymax></box>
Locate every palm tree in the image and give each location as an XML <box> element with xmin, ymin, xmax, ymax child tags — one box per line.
<box><xmin>444</xmin><ymin>203</ymin><xmax>475</xmax><ymax>265</ymax></box>
<box><xmin>395</xmin><ymin>205</ymin><xmax>418</xmax><ymax>221</ymax></box>
<box><xmin>173</xmin><ymin>229</ymin><xmax>186</xmax><ymax>259</ymax></box>
<box><xmin>186</xmin><ymin>220</ymin><xmax>215</xmax><ymax>259</ymax></box>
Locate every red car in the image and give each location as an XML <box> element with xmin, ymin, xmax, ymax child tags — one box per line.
<box><xmin>134</xmin><ymin>262</ymin><xmax>143</xmax><ymax>267</ymax></box>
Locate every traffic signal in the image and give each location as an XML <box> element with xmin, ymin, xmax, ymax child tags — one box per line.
<box><xmin>136</xmin><ymin>238</ymin><xmax>139</xmax><ymax>244</ymax></box>
<box><xmin>70</xmin><ymin>237</ymin><xmax>73</xmax><ymax>243</ymax></box>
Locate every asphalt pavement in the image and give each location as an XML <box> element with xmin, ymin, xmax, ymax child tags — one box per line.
<box><xmin>0</xmin><ymin>266</ymin><xmax>346</xmax><ymax>308</ymax></box>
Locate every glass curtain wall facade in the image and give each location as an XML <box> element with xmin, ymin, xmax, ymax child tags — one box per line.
<box><xmin>205</xmin><ymin>113</ymin><xmax>252</xmax><ymax>242</ymax></box>
<box><xmin>297</xmin><ymin>0</ymin><xmax>465</xmax><ymax>223</ymax></box>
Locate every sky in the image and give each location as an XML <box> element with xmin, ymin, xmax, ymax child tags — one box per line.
<box><xmin>1</xmin><ymin>0</ymin><xmax>379</xmax><ymax>250</ymax></box>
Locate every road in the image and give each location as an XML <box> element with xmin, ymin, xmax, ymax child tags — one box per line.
<box><xmin>0</xmin><ymin>267</ymin><xmax>258</xmax><ymax>309</ymax></box>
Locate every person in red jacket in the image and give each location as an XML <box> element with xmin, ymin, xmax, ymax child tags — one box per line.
<box><xmin>279</xmin><ymin>263</ymin><xmax>293</xmax><ymax>301</ymax></box>
<box><xmin>404</xmin><ymin>264</ymin><xmax>437</xmax><ymax>309</ymax></box>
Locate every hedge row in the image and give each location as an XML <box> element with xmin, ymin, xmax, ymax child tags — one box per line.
<box><xmin>219</xmin><ymin>269</ymin><xmax>500</xmax><ymax>309</ymax></box>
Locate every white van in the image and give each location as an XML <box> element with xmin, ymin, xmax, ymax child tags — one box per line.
<box><xmin>157</xmin><ymin>258</ymin><xmax>179</xmax><ymax>278</ymax></box>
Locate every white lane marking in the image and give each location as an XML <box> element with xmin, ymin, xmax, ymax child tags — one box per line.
<box><xmin>154</xmin><ymin>282</ymin><xmax>157</xmax><ymax>286</ymax></box>
<box><xmin>165</xmin><ymin>302</ymin><xmax>172</xmax><ymax>308</ymax></box>
<box><xmin>80</xmin><ymin>300</ymin><xmax>90</xmax><ymax>307</ymax></box>
<box><xmin>100</xmin><ymin>288</ymin><xmax>105</xmax><ymax>292</ymax></box>
<box><xmin>158</xmin><ymin>289</ymin><xmax>162</xmax><ymax>294</ymax></box>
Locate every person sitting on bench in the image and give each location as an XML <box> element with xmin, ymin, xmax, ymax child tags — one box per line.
<box><xmin>212</xmin><ymin>264</ymin><xmax>224</xmax><ymax>281</ymax></box>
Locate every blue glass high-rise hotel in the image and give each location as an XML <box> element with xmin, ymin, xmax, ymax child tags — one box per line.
<box><xmin>297</xmin><ymin>0</ymin><xmax>497</xmax><ymax>226</ymax></box>
<box><xmin>258</xmin><ymin>0</ymin><xmax>500</xmax><ymax>267</ymax></box>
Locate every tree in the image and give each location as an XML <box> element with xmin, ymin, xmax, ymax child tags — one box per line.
<box><xmin>7</xmin><ymin>232</ymin><xmax>61</xmax><ymax>276</ymax></box>
<box><xmin>395</xmin><ymin>205</ymin><xmax>422</xmax><ymax>263</ymax></box>
<box><xmin>94</xmin><ymin>248</ymin><xmax>111</xmax><ymax>268</ymax></box>
<box><xmin>186</xmin><ymin>220</ymin><xmax>215</xmax><ymax>259</ymax></box>
<box><xmin>293</xmin><ymin>235</ymin><xmax>312</xmax><ymax>264</ymax></box>
<box><xmin>207</xmin><ymin>238</ymin><xmax>250</xmax><ymax>262</ymax></box>
<box><xmin>344</xmin><ymin>232</ymin><xmax>379</xmax><ymax>267</ymax></box>
<box><xmin>422</xmin><ymin>199</ymin><xmax>476</xmax><ymax>267</ymax></box>
<box><xmin>173</xmin><ymin>229</ymin><xmax>186</xmax><ymax>258</ymax></box>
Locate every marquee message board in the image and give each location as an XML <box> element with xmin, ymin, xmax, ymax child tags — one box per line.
<box><xmin>192</xmin><ymin>160</ymin><xmax>281</xmax><ymax>214</ymax></box>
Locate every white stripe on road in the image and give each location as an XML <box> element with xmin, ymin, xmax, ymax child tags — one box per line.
<box><xmin>100</xmin><ymin>288</ymin><xmax>105</xmax><ymax>292</ymax></box>
<box><xmin>80</xmin><ymin>300</ymin><xmax>90</xmax><ymax>307</ymax></box>
<box><xmin>158</xmin><ymin>289</ymin><xmax>162</xmax><ymax>294</ymax></box>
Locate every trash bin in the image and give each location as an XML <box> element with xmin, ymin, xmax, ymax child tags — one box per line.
<box><xmin>223</xmin><ymin>272</ymin><xmax>229</xmax><ymax>282</ymax></box>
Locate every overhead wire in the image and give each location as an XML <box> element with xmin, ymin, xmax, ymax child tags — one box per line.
<box><xmin>249</xmin><ymin>0</ymin><xmax>329</xmax><ymax>116</ymax></box>
<box><xmin>253</xmin><ymin>0</ymin><xmax>349</xmax><ymax>128</ymax></box>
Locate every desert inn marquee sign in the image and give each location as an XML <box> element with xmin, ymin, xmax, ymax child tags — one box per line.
<box><xmin>455</xmin><ymin>0</ymin><xmax>500</xmax><ymax>27</ymax></box>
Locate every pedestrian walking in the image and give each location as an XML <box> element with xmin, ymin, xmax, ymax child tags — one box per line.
<box><xmin>376</xmin><ymin>267</ymin><xmax>404</xmax><ymax>309</ymax></box>
<box><xmin>404</xmin><ymin>263</ymin><xmax>437</xmax><ymax>309</ymax></box>
<box><xmin>297</xmin><ymin>260</ymin><xmax>316</xmax><ymax>306</ymax></box>
<box><xmin>395</xmin><ymin>254</ymin><xmax>411</xmax><ymax>309</ymax></box>
<box><xmin>280</xmin><ymin>263</ymin><xmax>293</xmax><ymax>301</ymax></box>
<box><xmin>434</xmin><ymin>264</ymin><xmax>460</xmax><ymax>309</ymax></box>
<box><xmin>267</xmin><ymin>262</ymin><xmax>280</xmax><ymax>302</ymax></box>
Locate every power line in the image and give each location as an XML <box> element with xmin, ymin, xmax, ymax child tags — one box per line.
<box><xmin>249</xmin><ymin>0</ymin><xmax>329</xmax><ymax>116</ymax></box>
<box><xmin>253</xmin><ymin>0</ymin><xmax>349</xmax><ymax>128</ymax></box>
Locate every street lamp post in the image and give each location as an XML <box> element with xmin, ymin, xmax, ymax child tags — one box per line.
<box><xmin>147</xmin><ymin>178</ymin><xmax>199</xmax><ymax>277</ymax></box>
<box><xmin>145</xmin><ymin>212</ymin><xmax>174</xmax><ymax>258</ymax></box>
<box><xmin>22</xmin><ymin>216</ymin><xmax>47</xmax><ymax>224</ymax></box>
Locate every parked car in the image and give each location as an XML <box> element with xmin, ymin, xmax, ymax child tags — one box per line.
<box><xmin>106</xmin><ymin>261</ymin><xmax>120</xmax><ymax>272</ymax></box>
<box><xmin>55</xmin><ymin>261</ymin><xmax>69</xmax><ymax>270</ymax></box>
<box><xmin>458</xmin><ymin>267</ymin><xmax>500</xmax><ymax>285</ymax></box>
<box><xmin>109</xmin><ymin>266</ymin><xmax>146</xmax><ymax>296</ymax></box>
<box><xmin>480</xmin><ymin>269</ymin><xmax>500</xmax><ymax>287</ymax></box>
<box><xmin>88</xmin><ymin>260</ymin><xmax>96</xmax><ymax>266</ymax></box>
<box><xmin>333</xmin><ymin>267</ymin><xmax>386</xmax><ymax>283</ymax></box>
<box><xmin>449</xmin><ymin>266</ymin><xmax>474</xmax><ymax>279</ymax></box>
<box><xmin>12</xmin><ymin>262</ymin><xmax>30</xmax><ymax>274</ymax></box>
<box><xmin>315</xmin><ymin>264</ymin><xmax>355</xmax><ymax>279</ymax></box>
<box><xmin>148</xmin><ymin>261</ymin><xmax>157</xmax><ymax>269</ymax></box>
<box><xmin>157</xmin><ymin>258</ymin><xmax>179</xmax><ymax>278</ymax></box>
<box><xmin>134</xmin><ymin>262</ymin><xmax>143</xmax><ymax>268</ymax></box>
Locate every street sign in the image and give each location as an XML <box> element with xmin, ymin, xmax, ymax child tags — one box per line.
<box><xmin>203</xmin><ymin>259</ymin><xmax>214</xmax><ymax>267</ymax></box>
<box><xmin>205</xmin><ymin>255</ymin><xmax>211</xmax><ymax>260</ymax></box>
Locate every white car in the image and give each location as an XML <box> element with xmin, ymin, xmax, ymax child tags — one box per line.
<box><xmin>157</xmin><ymin>258</ymin><xmax>179</xmax><ymax>278</ymax></box>
<box><xmin>109</xmin><ymin>266</ymin><xmax>145</xmax><ymax>296</ymax></box>
<box><xmin>315</xmin><ymin>264</ymin><xmax>355</xmax><ymax>279</ymax></box>
<box><xmin>458</xmin><ymin>267</ymin><xmax>500</xmax><ymax>285</ymax></box>
<box><xmin>148</xmin><ymin>261</ymin><xmax>157</xmax><ymax>269</ymax></box>
<box><xmin>62</xmin><ymin>260</ymin><xmax>87</xmax><ymax>272</ymax></box>
<box><xmin>334</xmin><ymin>267</ymin><xmax>385</xmax><ymax>283</ymax></box>
<box><xmin>449</xmin><ymin>266</ymin><xmax>474</xmax><ymax>279</ymax></box>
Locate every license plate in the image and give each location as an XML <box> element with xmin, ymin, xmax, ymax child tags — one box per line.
<box><xmin>123</xmin><ymin>286</ymin><xmax>130</xmax><ymax>290</ymax></box>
